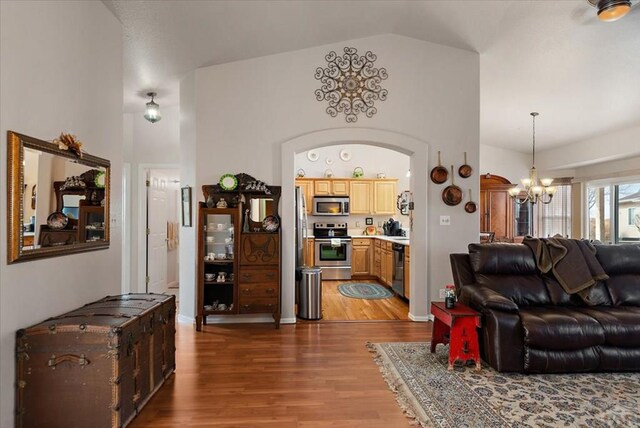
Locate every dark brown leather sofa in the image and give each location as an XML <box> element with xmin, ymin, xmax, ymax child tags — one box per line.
<box><xmin>450</xmin><ymin>243</ymin><xmax>640</xmax><ymax>373</ymax></box>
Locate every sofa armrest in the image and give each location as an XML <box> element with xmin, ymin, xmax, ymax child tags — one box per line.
<box><xmin>459</xmin><ymin>285</ymin><xmax>519</xmax><ymax>313</ymax></box>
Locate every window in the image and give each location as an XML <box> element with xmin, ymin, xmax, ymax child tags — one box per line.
<box><xmin>586</xmin><ymin>181</ymin><xmax>640</xmax><ymax>244</ymax></box>
<box><xmin>538</xmin><ymin>185</ymin><xmax>571</xmax><ymax>238</ymax></box>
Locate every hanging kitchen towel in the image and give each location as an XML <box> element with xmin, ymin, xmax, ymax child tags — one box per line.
<box><xmin>331</xmin><ymin>238</ymin><xmax>341</xmax><ymax>247</ymax></box>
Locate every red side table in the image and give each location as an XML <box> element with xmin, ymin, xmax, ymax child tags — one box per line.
<box><xmin>430</xmin><ymin>301</ymin><xmax>481</xmax><ymax>370</ymax></box>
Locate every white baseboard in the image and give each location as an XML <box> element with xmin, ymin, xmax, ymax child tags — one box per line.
<box><xmin>177</xmin><ymin>314</ymin><xmax>195</xmax><ymax>324</ymax></box>
<box><xmin>167</xmin><ymin>281</ymin><xmax>179</xmax><ymax>288</ymax></box>
<box><xmin>280</xmin><ymin>317</ymin><xmax>296</xmax><ymax>324</ymax></box>
<box><xmin>408</xmin><ymin>313</ymin><xmax>432</xmax><ymax>322</ymax></box>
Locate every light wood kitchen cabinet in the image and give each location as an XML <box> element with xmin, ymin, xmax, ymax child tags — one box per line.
<box><xmin>352</xmin><ymin>238</ymin><xmax>372</xmax><ymax>276</ymax></box>
<box><xmin>373</xmin><ymin>180</ymin><xmax>397</xmax><ymax>215</ymax></box>
<box><xmin>349</xmin><ymin>180</ymin><xmax>373</xmax><ymax>214</ymax></box>
<box><xmin>314</xmin><ymin>179</ymin><xmax>349</xmax><ymax>196</ymax></box>
<box><xmin>380</xmin><ymin>241</ymin><xmax>393</xmax><ymax>286</ymax></box>
<box><xmin>404</xmin><ymin>245</ymin><xmax>410</xmax><ymax>300</ymax></box>
<box><xmin>303</xmin><ymin>237</ymin><xmax>314</xmax><ymax>266</ymax></box>
<box><xmin>295</xmin><ymin>179</ymin><xmax>314</xmax><ymax>214</ymax></box>
<box><xmin>373</xmin><ymin>240</ymin><xmax>381</xmax><ymax>279</ymax></box>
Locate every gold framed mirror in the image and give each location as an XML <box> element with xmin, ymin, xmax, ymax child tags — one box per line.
<box><xmin>7</xmin><ymin>131</ymin><xmax>110</xmax><ymax>263</ymax></box>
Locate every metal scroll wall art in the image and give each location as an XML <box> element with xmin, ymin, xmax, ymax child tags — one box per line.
<box><xmin>314</xmin><ymin>47</ymin><xmax>388</xmax><ymax>123</ymax></box>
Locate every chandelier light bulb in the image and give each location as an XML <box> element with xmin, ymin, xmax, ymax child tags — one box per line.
<box><xmin>508</xmin><ymin>187</ymin><xmax>521</xmax><ymax>197</ymax></box>
<box><xmin>540</xmin><ymin>178</ymin><xmax>554</xmax><ymax>187</ymax></box>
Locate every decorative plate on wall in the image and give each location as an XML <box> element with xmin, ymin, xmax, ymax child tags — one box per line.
<box><xmin>219</xmin><ymin>173</ymin><xmax>238</xmax><ymax>191</ymax></box>
<box><xmin>340</xmin><ymin>149</ymin><xmax>352</xmax><ymax>161</ymax></box>
<box><xmin>307</xmin><ymin>150</ymin><xmax>319</xmax><ymax>162</ymax></box>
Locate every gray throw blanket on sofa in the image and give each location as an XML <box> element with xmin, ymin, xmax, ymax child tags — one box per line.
<box><xmin>523</xmin><ymin>236</ymin><xmax>609</xmax><ymax>304</ymax></box>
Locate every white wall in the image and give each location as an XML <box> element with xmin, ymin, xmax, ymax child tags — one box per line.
<box><xmin>479</xmin><ymin>144</ymin><xmax>531</xmax><ymax>185</ymax></box>
<box><xmin>0</xmin><ymin>2</ymin><xmax>122</xmax><ymax>426</ymax></box>
<box><xmin>123</xmin><ymin>105</ymin><xmax>180</xmax><ymax>292</ymax></box>
<box><xmin>185</xmin><ymin>34</ymin><xmax>480</xmax><ymax>321</ymax></box>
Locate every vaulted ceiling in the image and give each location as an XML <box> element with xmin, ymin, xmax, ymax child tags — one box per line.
<box><xmin>105</xmin><ymin>0</ymin><xmax>640</xmax><ymax>152</ymax></box>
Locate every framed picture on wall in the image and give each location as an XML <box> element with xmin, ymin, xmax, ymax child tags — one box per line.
<box><xmin>181</xmin><ymin>186</ymin><xmax>192</xmax><ymax>227</ymax></box>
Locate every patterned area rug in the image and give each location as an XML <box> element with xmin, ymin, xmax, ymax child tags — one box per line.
<box><xmin>369</xmin><ymin>342</ymin><xmax>640</xmax><ymax>428</ymax></box>
<box><xmin>338</xmin><ymin>282</ymin><xmax>393</xmax><ymax>299</ymax></box>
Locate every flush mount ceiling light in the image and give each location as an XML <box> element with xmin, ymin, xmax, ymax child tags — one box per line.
<box><xmin>588</xmin><ymin>0</ymin><xmax>632</xmax><ymax>22</ymax></box>
<box><xmin>144</xmin><ymin>92</ymin><xmax>161</xmax><ymax>123</ymax></box>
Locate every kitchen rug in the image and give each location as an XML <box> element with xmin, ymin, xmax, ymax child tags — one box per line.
<box><xmin>337</xmin><ymin>282</ymin><xmax>394</xmax><ymax>299</ymax></box>
<box><xmin>369</xmin><ymin>342</ymin><xmax>640</xmax><ymax>427</ymax></box>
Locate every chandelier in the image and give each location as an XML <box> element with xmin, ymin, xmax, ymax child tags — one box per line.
<box><xmin>508</xmin><ymin>112</ymin><xmax>556</xmax><ymax>205</ymax></box>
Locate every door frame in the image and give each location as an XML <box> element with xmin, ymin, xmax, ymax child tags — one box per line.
<box><xmin>136</xmin><ymin>163</ymin><xmax>179</xmax><ymax>293</ymax></box>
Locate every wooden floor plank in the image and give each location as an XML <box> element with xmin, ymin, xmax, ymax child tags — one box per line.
<box><xmin>131</xmin><ymin>321</ymin><xmax>431</xmax><ymax>427</ymax></box>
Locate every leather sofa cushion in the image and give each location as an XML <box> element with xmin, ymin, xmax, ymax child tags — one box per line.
<box><xmin>475</xmin><ymin>274</ymin><xmax>550</xmax><ymax>306</ymax></box>
<box><xmin>469</xmin><ymin>243</ymin><xmax>536</xmax><ymax>275</ymax></box>
<box><xmin>595</xmin><ymin>244</ymin><xmax>640</xmax><ymax>275</ymax></box>
<box><xmin>599</xmin><ymin>347</ymin><xmax>640</xmax><ymax>371</ymax></box>
<box><xmin>520</xmin><ymin>307</ymin><xmax>605</xmax><ymax>350</ymax></box>
<box><xmin>544</xmin><ymin>275</ymin><xmax>612</xmax><ymax>306</ymax></box>
<box><xmin>525</xmin><ymin>347</ymin><xmax>600</xmax><ymax>373</ymax></box>
<box><xmin>575</xmin><ymin>307</ymin><xmax>640</xmax><ymax>347</ymax></box>
<box><xmin>605</xmin><ymin>275</ymin><xmax>640</xmax><ymax>306</ymax></box>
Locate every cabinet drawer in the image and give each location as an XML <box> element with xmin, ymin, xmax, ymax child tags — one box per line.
<box><xmin>238</xmin><ymin>297</ymin><xmax>278</xmax><ymax>314</ymax></box>
<box><xmin>384</xmin><ymin>241</ymin><xmax>393</xmax><ymax>251</ymax></box>
<box><xmin>352</xmin><ymin>238</ymin><xmax>370</xmax><ymax>247</ymax></box>
<box><xmin>374</xmin><ymin>240</ymin><xmax>381</xmax><ymax>248</ymax></box>
<box><xmin>239</xmin><ymin>283</ymin><xmax>279</xmax><ymax>298</ymax></box>
<box><xmin>239</xmin><ymin>268</ymin><xmax>279</xmax><ymax>283</ymax></box>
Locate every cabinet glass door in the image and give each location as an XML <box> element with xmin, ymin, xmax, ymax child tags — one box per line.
<box><xmin>203</xmin><ymin>213</ymin><xmax>235</xmax><ymax>313</ymax></box>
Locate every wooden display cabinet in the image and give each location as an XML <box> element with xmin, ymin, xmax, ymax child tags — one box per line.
<box><xmin>78</xmin><ymin>205</ymin><xmax>105</xmax><ymax>243</ymax></box>
<box><xmin>196</xmin><ymin>206</ymin><xmax>240</xmax><ymax>331</ymax></box>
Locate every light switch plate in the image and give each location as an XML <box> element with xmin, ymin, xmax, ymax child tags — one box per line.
<box><xmin>440</xmin><ymin>215</ymin><xmax>451</xmax><ymax>226</ymax></box>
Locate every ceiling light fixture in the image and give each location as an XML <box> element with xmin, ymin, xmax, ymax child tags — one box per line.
<box><xmin>508</xmin><ymin>112</ymin><xmax>556</xmax><ymax>205</ymax></box>
<box><xmin>588</xmin><ymin>0</ymin><xmax>632</xmax><ymax>22</ymax></box>
<box><xmin>144</xmin><ymin>92</ymin><xmax>162</xmax><ymax>123</ymax></box>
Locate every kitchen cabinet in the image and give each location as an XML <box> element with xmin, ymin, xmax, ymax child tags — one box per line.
<box><xmin>351</xmin><ymin>238</ymin><xmax>372</xmax><ymax>276</ymax></box>
<box><xmin>404</xmin><ymin>245</ymin><xmax>410</xmax><ymax>300</ymax></box>
<box><xmin>295</xmin><ymin>179</ymin><xmax>314</xmax><ymax>214</ymax></box>
<box><xmin>373</xmin><ymin>180</ymin><xmax>397</xmax><ymax>215</ymax></box>
<box><xmin>349</xmin><ymin>180</ymin><xmax>373</xmax><ymax>214</ymax></box>
<box><xmin>314</xmin><ymin>179</ymin><xmax>349</xmax><ymax>196</ymax></box>
<box><xmin>380</xmin><ymin>241</ymin><xmax>393</xmax><ymax>286</ymax></box>
<box><xmin>373</xmin><ymin>240</ymin><xmax>381</xmax><ymax>279</ymax></box>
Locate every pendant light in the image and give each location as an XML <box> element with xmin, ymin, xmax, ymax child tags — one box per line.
<box><xmin>508</xmin><ymin>112</ymin><xmax>556</xmax><ymax>205</ymax></box>
<box><xmin>144</xmin><ymin>92</ymin><xmax>162</xmax><ymax>123</ymax></box>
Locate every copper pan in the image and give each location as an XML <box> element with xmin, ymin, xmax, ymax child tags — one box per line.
<box><xmin>442</xmin><ymin>165</ymin><xmax>463</xmax><ymax>206</ymax></box>
<box><xmin>430</xmin><ymin>151</ymin><xmax>448</xmax><ymax>184</ymax></box>
<box><xmin>459</xmin><ymin>152</ymin><xmax>472</xmax><ymax>178</ymax></box>
<box><xmin>464</xmin><ymin>189</ymin><xmax>477</xmax><ymax>213</ymax></box>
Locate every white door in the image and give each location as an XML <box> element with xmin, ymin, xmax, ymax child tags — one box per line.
<box><xmin>148</xmin><ymin>175</ymin><xmax>168</xmax><ymax>293</ymax></box>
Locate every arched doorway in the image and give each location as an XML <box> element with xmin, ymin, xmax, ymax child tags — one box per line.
<box><xmin>280</xmin><ymin>128</ymin><xmax>430</xmax><ymax>323</ymax></box>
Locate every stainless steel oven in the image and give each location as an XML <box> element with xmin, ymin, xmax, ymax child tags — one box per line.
<box><xmin>313</xmin><ymin>222</ymin><xmax>352</xmax><ymax>280</ymax></box>
<box><xmin>314</xmin><ymin>237</ymin><xmax>352</xmax><ymax>280</ymax></box>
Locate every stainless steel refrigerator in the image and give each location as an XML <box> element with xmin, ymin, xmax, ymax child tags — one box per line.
<box><xmin>295</xmin><ymin>186</ymin><xmax>309</xmax><ymax>269</ymax></box>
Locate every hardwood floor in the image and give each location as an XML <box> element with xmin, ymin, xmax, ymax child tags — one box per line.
<box><xmin>321</xmin><ymin>280</ymin><xmax>409</xmax><ymax>321</ymax></box>
<box><xmin>131</xmin><ymin>321</ymin><xmax>431</xmax><ymax>427</ymax></box>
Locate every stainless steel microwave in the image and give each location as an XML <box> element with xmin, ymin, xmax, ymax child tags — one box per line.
<box><xmin>312</xmin><ymin>196</ymin><xmax>350</xmax><ymax>216</ymax></box>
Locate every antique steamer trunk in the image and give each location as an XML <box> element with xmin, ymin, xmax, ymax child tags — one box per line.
<box><xmin>15</xmin><ymin>293</ymin><xmax>175</xmax><ymax>428</ymax></box>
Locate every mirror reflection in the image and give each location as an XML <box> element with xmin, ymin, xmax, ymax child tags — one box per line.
<box><xmin>8</xmin><ymin>131</ymin><xmax>110</xmax><ymax>263</ymax></box>
<box><xmin>249</xmin><ymin>198</ymin><xmax>274</xmax><ymax>223</ymax></box>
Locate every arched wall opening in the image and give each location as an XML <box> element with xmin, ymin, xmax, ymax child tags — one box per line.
<box><xmin>281</xmin><ymin>128</ymin><xmax>430</xmax><ymax>323</ymax></box>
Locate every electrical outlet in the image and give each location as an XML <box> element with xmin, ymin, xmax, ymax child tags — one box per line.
<box><xmin>440</xmin><ymin>215</ymin><xmax>451</xmax><ymax>226</ymax></box>
<box><xmin>439</xmin><ymin>288</ymin><xmax>447</xmax><ymax>299</ymax></box>
<box><xmin>378</xmin><ymin>221</ymin><xmax>383</xmax><ymax>227</ymax></box>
